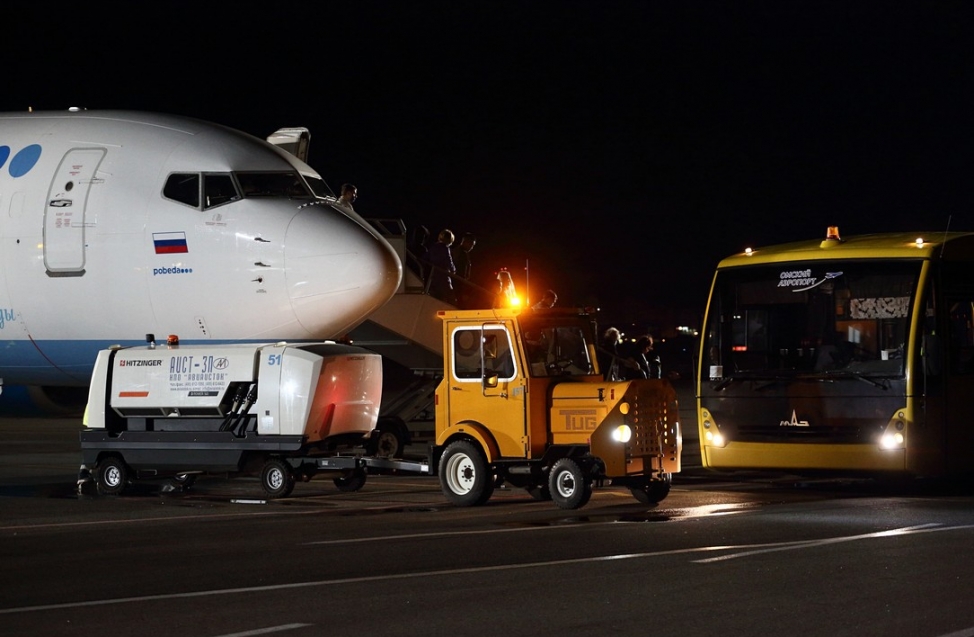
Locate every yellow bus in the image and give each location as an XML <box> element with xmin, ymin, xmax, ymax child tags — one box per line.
<box><xmin>697</xmin><ymin>227</ymin><xmax>974</xmax><ymax>476</ymax></box>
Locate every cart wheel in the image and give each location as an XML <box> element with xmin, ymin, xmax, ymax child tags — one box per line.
<box><xmin>95</xmin><ymin>456</ymin><xmax>129</xmax><ymax>496</ymax></box>
<box><xmin>629</xmin><ymin>473</ymin><xmax>672</xmax><ymax>504</ymax></box>
<box><xmin>169</xmin><ymin>473</ymin><xmax>197</xmax><ymax>490</ymax></box>
<box><xmin>368</xmin><ymin>420</ymin><xmax>406</xmax><ymax>459</ymax></box>
<box><xmin>260</xmin><ymin>458</ymin><xmax>295</xmax><ymax>498</ymax></box>
<box><xmin>439</xmin><ymin>440</ymin><xmax>494</xmax><ymax>507</ymax></box>
<box><xmin>548</xmin><ymin>458</ymin><xmax>592</xmax><ymax>510</ymax></box>
<box><xmin>334</xmin><ymin>468</ymin><xmax>367</xmax><ymax>492</ymax></box>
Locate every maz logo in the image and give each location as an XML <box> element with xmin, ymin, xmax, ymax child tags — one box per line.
<box><xmin>779</xmin><ymin>410</ymin><xmax>810</xmax><ymax>427</ymax></box>
<box><xmin>0</xmin><ymin>144</ymin><xmax>42</xmax><ymax>178</ymax></box>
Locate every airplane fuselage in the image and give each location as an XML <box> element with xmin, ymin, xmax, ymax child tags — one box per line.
<box><xmin>0</xmin><ymin>110</ymin><xmax>402</xmax><ymax>387</ymax></box>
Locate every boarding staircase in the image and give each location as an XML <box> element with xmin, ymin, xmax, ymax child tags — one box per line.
<box><xmin>346</xmin><ymin>220</ymin><xmax>472</xmax><ymax>448</ymax></box>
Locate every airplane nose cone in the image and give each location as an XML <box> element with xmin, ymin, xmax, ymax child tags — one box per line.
<box><xmin>284</xmin><ymin>205</ymin><xmax>402</xmax><ymax>337</ymax></box>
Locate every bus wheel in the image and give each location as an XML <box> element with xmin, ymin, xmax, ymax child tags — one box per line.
<box><xmin>260</xmin><ymin>458</ymin><xmax>295</xmax><ymax>498</ymax></box>
<box><xmin>439</xmin><ymin>440</ymin><xmax>494</xmax><ymax>507</ymax></box>
<box><xmin>334</xmin><ymin>468</ymin><xmax>367</xmax><ymax>492</ymax></box>
<box><xmin>549</xmin><ymin>458</ymin><xmax>592</xmax><ymax>510</ymax></box>
<box><xmin>630</xmin><ymin>474</ymin><xmax>672</xmax><ymax>504</ymax></box>
<box><xmin>95</xmin><ymin>456</ymin><xmax>129</xmax><ymax>496</ymax></box>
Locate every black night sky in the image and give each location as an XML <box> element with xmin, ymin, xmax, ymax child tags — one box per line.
<box><xmin>6</xmin><ymin>1</ymin><xmax>973</xmax><ymax>321</ymax></box>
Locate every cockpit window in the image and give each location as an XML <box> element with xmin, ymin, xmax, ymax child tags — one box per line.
<box><xmin>164</xmin><ymin>171</ymin><xmax>315</xmax><ymax>209</ymax></box>
<box><xmin>204</xmin><ymin>173</ymin><xmax>240</xmax><ymax>209</ymax></box>
<box><xmin>163</xmin><ymin>172</ymin><xmax>241</xmax><ymax>209</ymax></box>
<box><xmin>303</xmin><ymin>175</ymin><xmax>335</xmax><ymax>199</ymax></box>
<box><xmin>236</xmin><ymin>172</ymin><xmax>313</xmax><ymax>198</ymax></box>
<box><xmin>163</xmin><ymin>173</ymin><xmax>200</xmax><ymax>207</ymax></box>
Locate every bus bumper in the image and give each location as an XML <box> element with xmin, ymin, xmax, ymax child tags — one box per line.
<box><xmin>701</xmin><ymin>442</ymin><xmax>907</xmax><ymax>472</ymax></box>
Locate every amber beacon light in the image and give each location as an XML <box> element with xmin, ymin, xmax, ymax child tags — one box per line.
<box><xmin>820</xmin><ymin>226</ymin><xmax>844</xmax><ymax>248</ymax></box>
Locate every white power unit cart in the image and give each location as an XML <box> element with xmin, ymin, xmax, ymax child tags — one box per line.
<box><xmin>79</xmin><ymin>341</ymin><xmax>429</xmax><ymax>497</ymax></box>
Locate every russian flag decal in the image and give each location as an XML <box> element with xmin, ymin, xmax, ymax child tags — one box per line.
<box><xmin>153</xmin><ymin>231</ymin><xmax>188</xmax><ymax>254</ymax></box>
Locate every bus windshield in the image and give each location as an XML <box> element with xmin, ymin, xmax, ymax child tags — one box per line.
<box><xmin>703</xmin><ymin>260</ymin><xmax>921</xmax><ymax>380</ymax></box>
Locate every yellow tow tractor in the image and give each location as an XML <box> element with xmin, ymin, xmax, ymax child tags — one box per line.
<box><xmin>432</xmin><ymin>306</ymin><xmax>681</xmax><ymax>509</ymax></box>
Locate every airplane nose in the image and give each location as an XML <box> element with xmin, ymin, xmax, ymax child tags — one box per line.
<box><xmin>284</xmin><ymin>205</ymin><xmax>402</xmax><ymax>337</ymax></box>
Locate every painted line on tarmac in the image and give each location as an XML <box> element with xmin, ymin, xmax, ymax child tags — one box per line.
<box><xmin>212</xmin><ymin>624</ymin><xmax>311</xmax><ymax>637</ymax></box>
<box><xmin>692</xmin><ymin>522</ymin><xmax>958</xmax><ymax>563</ymax></box>
<box><xmin>5</xmin><ymin>522</ymin><xmax>974</xmax><ymax>616</ymax></box>
<box><xmin>302</xmin><ymin>501</ymin><xmax>757</xmax><ymax>545</ymax></box>
<box><xmin>0</xmin><ymin>507</ymin><xmax>327</xmax><ymax>531</ymax></box>
<box><xmin>303</xmin><ymin>523</ymin><xmax>590</xmax><ymax>545</ymax></box>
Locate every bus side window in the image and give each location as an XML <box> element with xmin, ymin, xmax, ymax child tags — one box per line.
<box><xmin>949</xmin><ymin>301</ymin><xmax>974</xmax><ymax>375</ymax></box>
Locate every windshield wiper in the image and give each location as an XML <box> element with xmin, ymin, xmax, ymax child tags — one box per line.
<box><xmin>824</xmin><ymin>369</ymin><xmax>890</xmax><ymax>390</ymax></box>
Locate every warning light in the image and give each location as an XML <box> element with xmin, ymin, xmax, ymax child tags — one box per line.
<box><xmin>821</xmin><ymin>226</ymin><xmax>844</xmax><ymax>248</ymax></box>
<box><xmin>495</xmin><ymin>268</ymin><xmax>520</xmax><ymax>307</ymax></box>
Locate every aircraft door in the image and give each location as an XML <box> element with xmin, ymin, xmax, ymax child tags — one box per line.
<box><xmin>44</xmin><ymin>148</ymin><xmax>106</xmax><ymax>276</ymax></box>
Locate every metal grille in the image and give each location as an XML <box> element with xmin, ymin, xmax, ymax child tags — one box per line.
<box><xmin>727</xmin><ymin>423</ymin><xmax>883</xmax><ymax>444</ymax></box>
<box><xmin>629</xmin><ymin>385</ymin><xmax>680</xmax><ymax>458</ymax></box>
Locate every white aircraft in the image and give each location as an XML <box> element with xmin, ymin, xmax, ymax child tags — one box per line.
<box><xmin>0</xmin><ymin>109</ymin><xmax>402</xmax><ymax>412</ymax></box>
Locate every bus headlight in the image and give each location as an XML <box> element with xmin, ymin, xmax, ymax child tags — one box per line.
<box><xmin>880</xmin><ymin>432</ymin><xmax>904</xmax><ymax>449</ymax></box>
<box><xmin>612</xmin><ymin>425</ymin><xmax>632</xmax><ymax>443</ymax></box>
<box><xmin>704</xmin><ymin>430</ymin><xmax>726</xmax><ymax>447</ymax></box>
